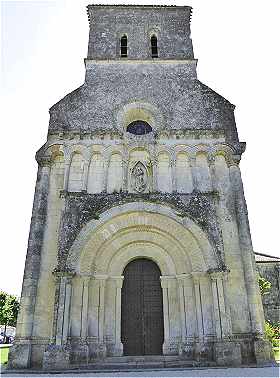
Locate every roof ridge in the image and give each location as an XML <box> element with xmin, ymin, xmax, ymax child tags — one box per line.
<box><xmin>254</xmin><ymin>252</ymin><xmax>280</xmax><ymax>260</ymax></box>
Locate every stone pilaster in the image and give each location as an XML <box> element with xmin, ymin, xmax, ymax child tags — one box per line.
<box><xmin>229</xmin><ymin>163</ymin><xmax>265</xmax><ymax>336</ymax></box>
<box><xmin>8</xmin><ymin>157</ymin><xmax>51</xmax><ymax>369</ymax></box>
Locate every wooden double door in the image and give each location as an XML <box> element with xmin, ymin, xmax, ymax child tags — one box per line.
<box><xmin>121</xmin><ymin>259</ymin><xmax>164</xmax><ymax>355</ymax></box>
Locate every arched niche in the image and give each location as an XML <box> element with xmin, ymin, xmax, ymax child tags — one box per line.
<box><xmin>51</xmin><ymin>152</ymin><xmax>65</xmax><ymax>191</ymax></box>
<box><xmin>128</xmin><ymin>149</ymin><xmax>152</xmax><ymax>193</ymax></box>
<box><xmin>157</xmin><ymin>152</ymin><xmax>172</xmax><ymax>193</ymax></box>
<box><xmin>68</xmin><ymin>152</ymin><xmax>84</xmax><ymax>192</ymax></box>
<box><xmin>87</xmin><ymin>153</ymin><xmax>104</xmax><ymax>194</ymax></box>
<box><xmin>107</xmin><ymin>153</ymin><xmax>123</xmax><ymax>193</ymax></box>
<box><xmin>195</xmin><ymin>152</ymin><xmax>212</xmax><ymax>192</ymax></box>
<box><xmin>175</xmin><ymin>152</ymin><xmax>193</xmax><ymax>193</ymax></box>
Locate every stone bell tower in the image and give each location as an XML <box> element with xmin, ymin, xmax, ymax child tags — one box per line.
<box><xmin>8</xmin><ymin>4</ymin><xmax>273</xmax><ymax>370</ymax></box>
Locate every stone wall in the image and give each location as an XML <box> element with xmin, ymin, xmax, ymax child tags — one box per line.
<box><xmin>255</xmin><ymin>257</ymin><xmax>280</xmax><ymax>324</ymax></box>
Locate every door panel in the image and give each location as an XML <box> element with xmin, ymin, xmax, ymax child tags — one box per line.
<box><xmin>121</xmin><ymin>259</ymin><xmax>164</xmax><ymax>356</ymax></box>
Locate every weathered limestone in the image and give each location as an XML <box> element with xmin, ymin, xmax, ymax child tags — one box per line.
<box><xmin>9</xmin><ymin>4</ymin><xmax>273</xmax><ymax>371</ymax></box>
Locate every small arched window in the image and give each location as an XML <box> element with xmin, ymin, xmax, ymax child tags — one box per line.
<box><xmin>151</xmin><ymin>35</ymin><xmax>158</xmax><ymax>58</ymax></box>
<box><xmin>120</xmin><ymin>35</ymin><xmax>127</xmax><ymax>57</ymax></box>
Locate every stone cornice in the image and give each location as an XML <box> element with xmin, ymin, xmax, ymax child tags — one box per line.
<box><xmin>85</xmin><ymin>58</ymin><xmax>198</xmax><ymax>67</ymax></box>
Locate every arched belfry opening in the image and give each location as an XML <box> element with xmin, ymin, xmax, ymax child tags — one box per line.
<box><xmin>151</xmin><ymin>34</ymin><xmax>158</xmax><ymax>57</ymax></box>
<box><xmin>120</xmin><ymin>35</ymin><xmax>128</xmax><ymax>57</ymax></box>
<box><xmin>121</xmin><ymin>258</ymin><xmax>164</xmax><ymax>356</ymax></box>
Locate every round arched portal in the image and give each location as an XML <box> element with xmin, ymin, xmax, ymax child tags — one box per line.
<box><xmin>121</xmin><ymin>258</ymin><xmax>164</xmax><ymax>356</ymax></box>
<box><xmin>66</xmin><ymin>203</ymin><xmax>220</xmax><ymax>357</ymax></box>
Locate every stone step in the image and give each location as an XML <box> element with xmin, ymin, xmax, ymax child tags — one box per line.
<box><xmin>104</xmin><ymin>355</ymin><xmax>180</xmax><ymax>363</ymax></box>
<box><xmin>83</xmin><ymin>356</ymin><xmax>200</xmax><ymax>370</ymax></box>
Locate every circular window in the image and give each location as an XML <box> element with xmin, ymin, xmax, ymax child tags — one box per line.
<box><xmin>126</xmin><ymin>120</ymin><xmax>153</xmax><ymax>135</ymax></box>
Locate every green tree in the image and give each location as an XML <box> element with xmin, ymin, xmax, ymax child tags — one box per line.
<box><xmin>258</xmin><ymin>275</ymin><xmax>272</xmax><ymax>296</ymax></box>
<box><xmin>258</xmin><ymin>275</ymin><xmax>279</xmax><ymax>349</ymax></box>
<box><xmin>0</xmin><ymin>290</ymin><xmax>20</xmax><ymax>342</ymax></box>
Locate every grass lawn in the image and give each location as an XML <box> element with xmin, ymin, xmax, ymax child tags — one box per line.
<box><xmin>0</xmin><ymin>346</ymin><xmax>9</xmax><ymax>365</ymax></box>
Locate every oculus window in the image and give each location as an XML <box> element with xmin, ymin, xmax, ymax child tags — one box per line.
<box><xmin>126</xmin><ymin>120</ymin><xmax>153</xmax><ymax>135</ymax></box>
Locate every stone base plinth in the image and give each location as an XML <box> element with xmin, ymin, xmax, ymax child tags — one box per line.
<box><xmin>88</xmin><ymin>342</ymin><xmax>107</xmax><ymax>361</ymax></box>
<box><xmin>106</xmin><ymin>342</ymin><xmax>123</xmax><ymax>357</ymax></box>
<box><xmin>214</xmin><ymin>341</ymin><xmax>242</xmax><ymax>366</ymax></box>
<box><xmin>8</xmin><ymin>343</ymin><xmax>31</xmax><ymax>369</ymax></box>
<box><xmin>70</xmin><ymin>342</ymin><xmax>88</xmax><ymax>364</ymax></box>
<box><xmin>254</xmin><ymin>338</ymin><xmax>273</xmax><ymax>365</ymax></box>
<box><xmin>43</xmin><ymin>345</ymin><xmax>70</xmax><ymax>370</ymax></box>
<box><xmin>178</xmin><ymin>342</ymin><xmax>195</xmax><ymax>360</ymax></box>
<box><xmin>195</xmin><ymin>342</ymin><xmax>213</xmax><ymax>362</ymax></box>
<box><xmin>163</xmin><ymin>341</ymin><xmax>179</xmax><ymax>355</ymax></box>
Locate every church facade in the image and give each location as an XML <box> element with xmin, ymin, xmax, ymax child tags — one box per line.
<box><xmin>9</xmin><ymin>5</ymin><xmax>273</xmax><ymax>370</ymax></box>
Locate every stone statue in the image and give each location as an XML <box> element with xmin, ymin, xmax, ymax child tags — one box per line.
<box><xmin>131</xmin><ymin>162</ymin><xmax>147</xmax><ymax>192</ymax></box>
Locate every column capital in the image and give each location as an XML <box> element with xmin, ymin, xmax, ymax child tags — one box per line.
<box><xmin>110</xmin><ymin>275</ymin><xmax>124</xmax><ymax>288</ymax></box>
<box><xmin>209</xmin><ymin>269</ymin><xmax>229</xmax><ymax>281</ymax></box>
<box><xmin>36</xmin><ymin>155</ymin><xmax>52</xmax><ymax>167</ymax></box>
<box><xmin>81</xmin><ymin>275</ymin><xmax>92</xmax><ymax>285</ymax></box>
<box><xmin>191</xmin><ymin>271</ymin><xmax>205</xmax><ymax>284</ymax></box>
<box><xmin>160</xmin><ymin>276</ymin><xmax>176</xmax><ymax>289</ymax></box>
<box><xmin>176</xmin><ymin>273</ymin><xmax>192</xmax><ymax>286</ymax></box>
<box><xmin>94</xmin><ymin>274</ymin><xmax>108</xmax><ymax>287</ymax></box>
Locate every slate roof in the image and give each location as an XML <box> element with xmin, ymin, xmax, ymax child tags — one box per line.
<box><xmin>254</xmin><ymin>252</ymin><xmax>280</xmax><ymax>263</ymax></box>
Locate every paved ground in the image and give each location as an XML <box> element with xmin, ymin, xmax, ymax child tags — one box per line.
<box><xmin>1</xmin><ymin>366</ymin><xmax>279</xmax><ymax>378</ymax></box>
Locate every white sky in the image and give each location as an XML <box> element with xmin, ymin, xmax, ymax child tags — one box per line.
<box><xmin>1</xmin><ymin>0</ymin><xmax>280</xmax><ymax>297</ymax></box>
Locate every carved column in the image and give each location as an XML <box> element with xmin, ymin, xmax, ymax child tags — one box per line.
<box><xmin>170</xmin><ymin>157</ymin><xmax>176</xmax><ymax>192</ymax></box>
<box><xmin>112</xmin><ymin>276</ymin><xmax>124</xmax><ymax>356</ymax></box>
<box><xmin>210</xmin><ymin>271</ymin><xmax>232</xmax><ymax>339</ymax></box>
<box><xmin>95</xmin><ymin>275</ymin><xmax>107</xmax><ymax>356</ymax></box>
<box><xmin>160</xmin><ymin>276</ymin><xmax>178</xmax><ymax>355</ymax></box>
<box><xmin>192</xmin><ymin>272</ymin><xmax>204</xmax><ymax>340</ymax></box>
<box><xmin>208</xmin><ymin>154</ymin><xmax>216</xmax><ymax>192</ymax></box>
<box><xmin>81</xmin><ymin>276</ymin><xmax>90</xmax><ymax>339</ymax></box>
<box><xmin>153</xmin><ymin>158</ymin><xmax>158</xmax><ymax>191</ymax></box>
<box><xmin>122</xmin><ymin>159</ymin><xmax>128</xmax><ymax>192</ymax></box>
<box><xmin>189</xmin><ymin>155</ymin><xmax>197</xmax><ymax>191</ymax></box>
<box><xmin>63</xmin><ymin>162</ymin><xmax>71</xmax><ymax>191</ymax></box>
<box><xmin>53</xmin><ymin>272</ymin><xmax>75</xmax><ymax>345</ymax></box>
<box><xmin>82</xmin><ymin>160</ymin><xmax>90</xmax><ymax>192</ymax></box>
<box><xmin>160</xmin><ymin>277</ymin><xmax>170</xmax><ymax>353</ymax></box>
<box><xmin>177</xmin><ymin>277</ymin><xmax>187</xmax><ymax>342</ymax></box>
<box><xmin>103</xmin><ymin>159</ymin><xmax>109</xmax><ymax>192</ymax></box>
